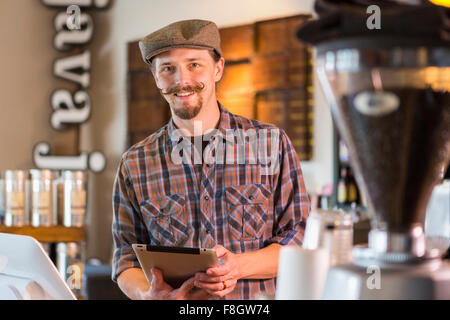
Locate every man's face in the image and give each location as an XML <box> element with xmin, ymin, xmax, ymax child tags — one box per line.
<box><xmin>152</xmin><ymin>48</ymin><xmax>224</xmax><ymax>120</ymax></box>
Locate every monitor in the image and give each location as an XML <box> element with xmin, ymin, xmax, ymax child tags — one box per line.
<box><xmin>0</xmin><ymin>232</ymin><xmax>76</xmax><ymax>300</ymax></box>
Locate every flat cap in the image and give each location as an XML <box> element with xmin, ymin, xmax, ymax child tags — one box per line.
<box><xmin>139</xmin><ymin>19</ymin><xmax>222</xmax><ymax>65</ymax></box>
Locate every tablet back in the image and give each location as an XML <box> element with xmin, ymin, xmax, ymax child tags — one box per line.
<box><xmin>132</xmin><ymin>245</ymin><xmax>218</xmax><ymax>288</ymax></box>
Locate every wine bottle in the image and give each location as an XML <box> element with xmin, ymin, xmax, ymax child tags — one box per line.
<box><xmin>347</xmin><ymin>167</ymin><xmax>359</xmax><ymax>204</ymax></box>
<box><xmin>337</xmin><ymin>167</ymin><xmax>348</xmax><ymax>206</ymax></box>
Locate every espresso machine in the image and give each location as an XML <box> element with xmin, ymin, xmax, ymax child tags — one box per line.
<box><xmin>297</xmin><ymin>0</ymin><xmax>450</xmax><ymax>299</ymax></box>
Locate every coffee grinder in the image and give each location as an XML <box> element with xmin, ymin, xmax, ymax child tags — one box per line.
<box><xmin>297</xmin><ymin>0</ymin><xmax>450</xmax><ymax>299</ymax></box>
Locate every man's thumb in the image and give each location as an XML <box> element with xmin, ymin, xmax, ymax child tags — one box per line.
<box><xmin>213</xmin><ymin>244</ymin><xmax>228</xmax><ymax>259</ymax></box>
<box><xmin>151</xmin><ymin>267</ymin><xmax>163</xmax><ymax>287</ymax></box>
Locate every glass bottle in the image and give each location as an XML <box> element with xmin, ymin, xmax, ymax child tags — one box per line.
<box><xmin>337</xmin><ymin>167</ymin><xmax>348</xmax><ymax>206</ymax></box>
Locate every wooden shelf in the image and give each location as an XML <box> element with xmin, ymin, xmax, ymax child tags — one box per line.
<box><xmin>0</xmin><ymin>226</ymin><xmax>86</xmax><ymax>243</ymax></box>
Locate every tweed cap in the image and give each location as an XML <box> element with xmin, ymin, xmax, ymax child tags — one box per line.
<box><xmin>139</xmin><ymin>19</ymin><xmax>222</xmax><ymax>65</ymax></box>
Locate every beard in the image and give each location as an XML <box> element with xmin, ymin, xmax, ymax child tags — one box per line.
<box><xmin>161</xmin><ymin>82</ymin><xmax>205</xmax><ymax>120</ymax></box>
<box><xmin>172</xmin><ymin>96</ymin><xmax>203</xmax><ymax>120</ymax></box>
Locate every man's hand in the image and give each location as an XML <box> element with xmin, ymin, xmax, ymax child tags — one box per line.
<box><xmin>194</xmin><ymin>245</ymin><xmax>241</xmax><ymax>298</ymax></box>
<box><xmin>139</xmin><ymin>268</ymin><xmax>212</xmax><ymax>300</ymax></box>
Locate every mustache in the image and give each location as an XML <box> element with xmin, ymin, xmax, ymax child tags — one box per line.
<box><xmin>160</xmin><ymin>82</ymin><xmax>205</xmax><ymax>95</ymax></box>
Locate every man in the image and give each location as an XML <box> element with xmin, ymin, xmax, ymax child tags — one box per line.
<box><xmin>112</xmin><ymin>19</ymin><xmax>310</xmax><ymax>300</ymax></box>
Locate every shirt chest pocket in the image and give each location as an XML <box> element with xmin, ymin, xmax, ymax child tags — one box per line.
<box><xmin>140</xmin><ymin>194</ymin><xmax>189</xmax><ymax>246</ymax></box>
<box><xmin>225</xmin><ymin>184</ymin><xmax>272</xmax><ymax>240</ymax></box>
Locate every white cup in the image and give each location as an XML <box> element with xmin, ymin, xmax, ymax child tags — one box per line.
<box><xmin>275</xmin><ymin>246</ymin><xmax>329</xmax><ymax>300</ymax></box>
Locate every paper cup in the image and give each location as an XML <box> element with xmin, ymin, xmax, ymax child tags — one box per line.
<box><xmin>275</xmin><ymin>246</ymin><xmax>329</xmax><ymax>300</ymax></box>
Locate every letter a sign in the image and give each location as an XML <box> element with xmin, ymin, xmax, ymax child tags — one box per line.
<box><xmin>367</xmin><ymin>5</ymin><xmax>381</xmax><ymax>30</ymax></box>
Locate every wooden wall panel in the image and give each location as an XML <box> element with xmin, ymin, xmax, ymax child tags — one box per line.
<box><xmin>255</xmin><ymin>19</ymin><xmax>288</xmax><ymax>55</ymax></box>
<box><xmin>252</xmin><ymin>54</ymin><xmax>286</xmax><ymax>92</ymax></box>
<box><xmin>218</xmin><ymin>63</ymin><xmax>253</xmax><ymax>96</ymax></box>
<box><xmin>219</xmin><ymin>94</ymin><xmax>255</xmax><ymax>119</ymax></box>
<box><xmin>252</xmin><ymin>52</ymin><xmax>309</xmax><ymax>91</ymax></box>
<box><xmin>219</xmin><ymin>25</ymin><xmax>254</xmax><ymax>61</ymax></box>
<box><xmin>128</xmin><ymin>42</ymin><xmax>148</xmax><ymax>72</ymax></box>
<box><xmin>255</xmin><ymin>91</ymin><xmax>284</xmax><ymax>128</ymax></box>
<box><xmin>255</xmin><ymin>15</ymin><xmax>311</xmax><ymax>54</ymax></box>
<box><xmin>128</xmin><ymin>99</ymin><xmax>169</xmax><ymax>132</ymax></box>
<box><xmin>255</xmin><ymin>88</ymin><xmax>313</xmax><ymax>160</ymax></box>
<box><xmin>128</xmin><ymin>71</ymin><xmax>160</xmax><ymax>101</ymax></box>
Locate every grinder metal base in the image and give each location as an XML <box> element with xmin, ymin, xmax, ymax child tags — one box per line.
<box><xmin>322</xmin><ymin>247</ymin><xmax>450</xmax><ymax>299</ymax></box>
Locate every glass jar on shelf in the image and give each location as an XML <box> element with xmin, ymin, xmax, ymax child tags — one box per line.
<box><xmin>4</xmin><ymin>170</ymin><xmax>29</xmax><ymax>227</ymax></box>
<box><xmin>59</xmin><ymin>171</ymin><xmax>88</xmax><ymax>227</ymax></box>
<box><xmin>30</xmin><ymin>169</ymin><xmax>58</xmax><ymax>227</ymax></box>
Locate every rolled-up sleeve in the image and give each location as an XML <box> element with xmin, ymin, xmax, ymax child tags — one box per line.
<box><xmin>111</xmin><ymin>157</ymin><xmax>149</xmax><ymax>282</ymax></box>
<box><xmin>266</xmin><ymin>130</ymin><xmax>311</xmax><ymax>246</ymax></box>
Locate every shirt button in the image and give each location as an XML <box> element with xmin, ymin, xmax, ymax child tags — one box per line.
<box><xmin>204</xmin><ymin>195</ymin><xmax>209</xmax><ymax>201</ymax></box>
<box><xmin>206</xmin><ymin>228</ymin><xmax>211</xmax><ymax>234</ymax></box>
<box><xmin>249</xmin><ymin>195</ymin><xmax>255</xmax><ymax>200</ymax></box>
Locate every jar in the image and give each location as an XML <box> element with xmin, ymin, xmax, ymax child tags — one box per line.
<box><xmin>303</xmin><ymin>209</ymin><xmax>354</xmax><ymax>266</ymax></box>
<box><xmin>30</xmin><ymin>169</ymin><xmax>58</xmax><ymax>227</ymax></box>
<box><xmin>4</xmin><ymin>170</ymin><xmax>29</xmax><ymax>227</ymax></box>
<box><xmin>60</xmin><ymin>171</ymin><xmax>87</xmax><ymax>227</ymax></box>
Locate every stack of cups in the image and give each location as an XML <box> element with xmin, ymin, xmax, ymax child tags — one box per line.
<box><xmin>275</xmin><ymin>246</ymin><xmax>329</xmax><ymax>300</ymax></box>
<box><xmin>276</xmin><ymin>209</ymin><xmax>353</xmax><ymax>300</ymax></box>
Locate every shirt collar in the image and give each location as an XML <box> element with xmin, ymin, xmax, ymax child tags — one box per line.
<box><xmin>166</xmin><ymin>102</ymin><xmax>234</xmax><ymax>150</ymax></box>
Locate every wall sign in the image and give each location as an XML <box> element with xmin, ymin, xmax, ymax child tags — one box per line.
<box><xmin>34</xmin><ymin>0</ymin><xmax>111</xmax><ymax>173</ymax></box>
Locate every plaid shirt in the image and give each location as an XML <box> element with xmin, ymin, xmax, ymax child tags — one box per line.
<box><xmin>112</xmin><ymin>104</ymin><xmax>310</xmax><ymax>300</ymax></box>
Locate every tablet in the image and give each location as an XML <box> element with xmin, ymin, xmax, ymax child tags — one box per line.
<box><xmin>132</xmin><ymin>244</ymin><xmax>218</xmax><ymax>288</ymax></box>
